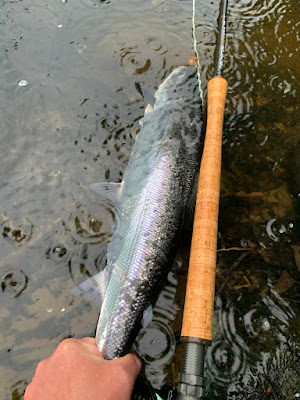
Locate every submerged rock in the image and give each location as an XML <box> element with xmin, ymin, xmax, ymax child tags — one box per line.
<box><xmin>231</xmin><ymin>340</ymin><xmax>300</xmax><ymax>400</ymax></box>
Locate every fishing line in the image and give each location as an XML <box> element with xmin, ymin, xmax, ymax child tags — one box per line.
<box><xmin>192</xmin><ymin>0</ymin><xmax>204</xmax><ymax>104</ymax></box>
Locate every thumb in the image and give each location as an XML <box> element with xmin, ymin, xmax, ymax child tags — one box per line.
<box><xmin>109</xmin><ymin>354</ymin><xmax>142</xmax><ymax>399</ymax></box>
<box><xmin>115</xmin><ymin>353</ymin><xmax>142</xmax><ymax>377</ymax></box>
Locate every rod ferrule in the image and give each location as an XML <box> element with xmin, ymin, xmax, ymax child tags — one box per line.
<box><xmin>178</xmin><ymin>343</ymin><xmax>206</xmax><ymax>400</ymax></box>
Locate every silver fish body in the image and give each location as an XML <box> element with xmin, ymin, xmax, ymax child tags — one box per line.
<box><xmin>79</xmin><ymin>66</ymin><xmax>203</xmax><ymax>359</ymax></box>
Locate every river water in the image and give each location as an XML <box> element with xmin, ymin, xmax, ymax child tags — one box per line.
<box><xmin>0</xmin><ymin>0</ymin><xmax>299</xmax><ymax>398</ymax></box>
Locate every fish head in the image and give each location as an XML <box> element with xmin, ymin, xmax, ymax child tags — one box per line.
<box><xmin>154</xmin><ymin>66</ymin><xmax>201</xmax><ymax>105</ymax></box>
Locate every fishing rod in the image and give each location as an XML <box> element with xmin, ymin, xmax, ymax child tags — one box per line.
<box><xmin>131</xmin><ymin>2</ymin><xmax>228</xmax><ymax>399</ymax></box>
<box><xmin>178</xmin><ymin>0</ymin><xmax>228</xmax><ymax>398</ymax></box>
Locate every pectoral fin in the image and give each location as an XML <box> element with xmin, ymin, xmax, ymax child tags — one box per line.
<box><xmin>71</xmin><ymin>270</ymin><xmax>106</xmax><ymax>307</ymax></box>
<box><xmin>90</xmin><ymin>182</ymin><xmax>123</xmax><ymax>206</ymax></box>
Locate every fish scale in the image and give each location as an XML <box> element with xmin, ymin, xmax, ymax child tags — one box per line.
<box><xmin>74</xmin><ymin>66</ymin><xmax>203</xmax><ymax>360</ymax></box>
<box><xmin>98</xmin><ymin>156</ymin><xmax>185</xmax><ymax>358</ymax></box>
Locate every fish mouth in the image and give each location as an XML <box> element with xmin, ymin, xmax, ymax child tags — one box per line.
<box><xmin>155</xmin><ymin>66</ymin><xmax>200</xmax><ymax>104</ymax></box>
<box><xmin>158</xmin><ymin>66</ymin><xmax>196</xmax><ymax>90</ymax></box>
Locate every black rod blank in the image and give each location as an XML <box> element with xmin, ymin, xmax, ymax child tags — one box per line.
<box><xmin>215</xmin><ymin>0</ymin><xmax>228</xmax><ymax>76</ymax></box>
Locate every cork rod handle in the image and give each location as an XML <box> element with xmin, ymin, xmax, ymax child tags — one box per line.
<box><xmin>181</xmin><ymin>76</ymin><xmax>228</xmax><ymax>343</ymax></box>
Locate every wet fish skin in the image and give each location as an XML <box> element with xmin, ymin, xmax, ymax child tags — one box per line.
<box><xmin>80</xmin><ymin>66</ymin><xmax>202</xmax><ymax>359</ymax></box>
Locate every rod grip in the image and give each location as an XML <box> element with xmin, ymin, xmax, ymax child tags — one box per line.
<box><xmin>181</xmin><ymin>76</ymin><xmax>228</xmax><ymax>342</ymax></box>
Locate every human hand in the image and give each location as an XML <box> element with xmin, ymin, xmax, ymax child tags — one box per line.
<box><xmin>24</xmin><ymin>337</ymin><xmax>141</xmax><ymax>400</ymax></box>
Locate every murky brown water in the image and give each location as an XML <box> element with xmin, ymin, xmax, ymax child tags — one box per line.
<box><xmin>0</xmin><ymin>0</ymin><xmax>299</xmax><ymax>398</ymax></box>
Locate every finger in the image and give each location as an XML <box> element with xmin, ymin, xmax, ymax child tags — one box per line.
<box><xmin>112</xmin><ymin>353</ymin><xmax>142</xmax><ymax>377</ymax></box>
<box><xmin>24</xmin><ymin>382</ymin><xmax>32</xmax><ymax>400</ymax></box>
<box><xmin>79</xmin><ymin>337</ymin><xmax>104</xmax><ymax>359</ymax></box>
<box><xmin>108</xmin><ymin>354</ymin><xmax>142</xmax><ymax>399</ymax></box>
<box><xmin>80</xmin><ymin>337</ymin><xmax>96</xmax><ymax>345</ymax></box>
<box><xmin>34</xmin><ymin>359</ymin><xmax>46</xmax><ymax>375</ymax></box>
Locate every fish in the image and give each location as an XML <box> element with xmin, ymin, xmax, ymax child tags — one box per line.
<box><xmin>73</xmin><ymin>66</ymin><xmax>203</xmax><ymax>360</ymax></box>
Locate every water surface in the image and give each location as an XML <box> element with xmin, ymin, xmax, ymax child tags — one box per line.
<box><xmin>0</xmin><ymin>0</ymin><xmax>299</xmax><ymax>398</ymax></box>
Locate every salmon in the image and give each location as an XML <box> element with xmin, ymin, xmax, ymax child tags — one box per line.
<box><xmin>73</xmin><ymin>66</ymin><xmax>203</xmax><ymax>359</ymax></box>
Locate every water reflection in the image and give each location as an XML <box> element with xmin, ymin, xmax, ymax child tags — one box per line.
<box><xmin>1</xmin><ymin>268</ymin><xmax>28</xmax><ymax>298</ymax></box>
<box><xmin>206</xmin><ymin>295</ymin><xmax>248</xmax><ymax>387</ymax></box>
<box><xmin>79</xmin><ymin>0</ymin><xmax>111</xmax><ymax>9</ymax></box>
<box><xmin>46</xmin><ymin>245</ymin><xmax>67</xmax><ymax>260</ymax></box>
<box><xmin>10</xmin><ymin>380</ymin><xmax>28</xmax><ymax>400</ymax></box>
<box><xmin>134</xmin><ymin>270</ymin><xmax>179</xmax><ymax>389</ymax></box>
<box><xmin>66</xmin><ymin>208</ymin><xmax>110</xmax><ymax>244</ymax></box>
<box><xmin>206</xmin><ymin>286</ymin><xmax>296</xmax><ymax>396</ymax></box>
<box><xmin>2</xmin><ymin>218</ymin><xmax>33</xmax><ymax>245</ymax></box>
<box><xmin>0</xmin><ymin>0</ymin><xmax>299</xmax><ymax>398</ymax></box>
